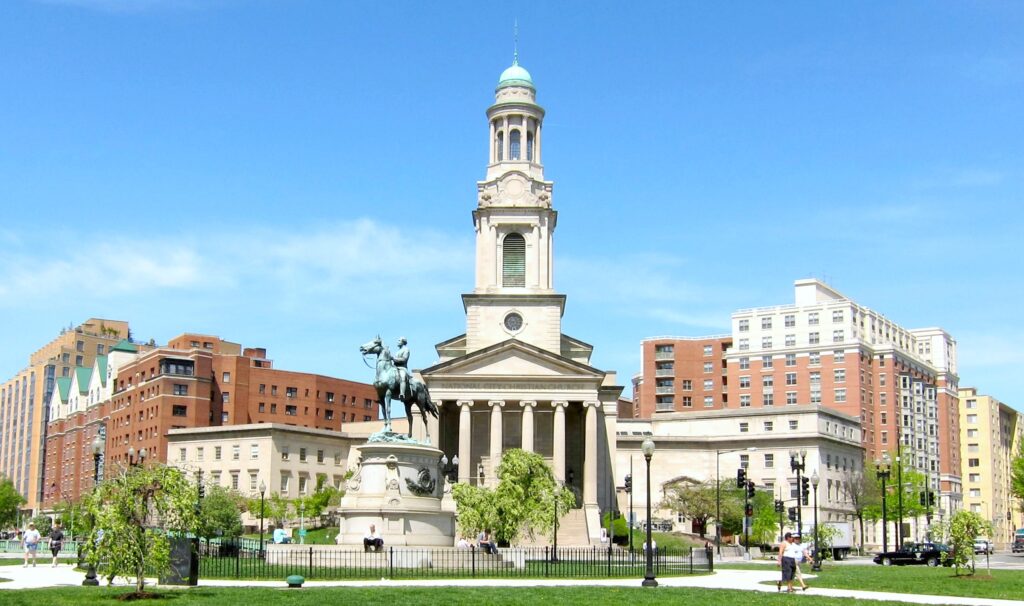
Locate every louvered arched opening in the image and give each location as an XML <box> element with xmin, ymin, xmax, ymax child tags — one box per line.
<box><xmin>502</xmin><ymin>233</ymin><xmax>526</xmax><ymax>287</ymax></box>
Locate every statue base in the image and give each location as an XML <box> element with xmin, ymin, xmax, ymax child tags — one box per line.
<box><xmin>338</xmin><ymin>442</ymin><xmax>455</xmax><ymax>547</ymax></box>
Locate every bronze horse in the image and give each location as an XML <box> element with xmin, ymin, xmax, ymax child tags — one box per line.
<box><xmin>359</xmin><ymin>336</ymin><xmax>439</xmax><ymax>441</ymax></box>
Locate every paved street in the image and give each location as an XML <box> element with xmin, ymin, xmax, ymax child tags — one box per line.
<box><xmin>2</xmin><ymin>559</ymin><xmax>1023</xmax><ymax>605</ymax></box>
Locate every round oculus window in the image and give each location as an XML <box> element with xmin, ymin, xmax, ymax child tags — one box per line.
<box><xmin>504</xmin><ymin>313</ymin><xmax>524</xmax><ymax>332</ymax></box>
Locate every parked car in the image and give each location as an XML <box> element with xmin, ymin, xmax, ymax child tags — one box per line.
<box><xmin>873</xmin><ymin>542</ymin><xmax>951</xmax><ymax>567</ymax></box>
<box><xmin>1013</xmin><ymin>535</ymin><xmax>1024</xmax><ymax>554</ymax></box>
<box><xmin>973</xmin><ymin>539</ymin><xmax>994</xmax><ymax>555</ymax></box>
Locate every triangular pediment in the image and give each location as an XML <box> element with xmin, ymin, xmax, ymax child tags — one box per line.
<box><xmin>422</xmin><ymin>338</ymin><xmax>605</xmax><ymax>380</ymax></box>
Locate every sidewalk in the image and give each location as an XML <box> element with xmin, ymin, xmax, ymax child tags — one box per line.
<box><xmin>1</xmin><ymin>563</ymin><xmax>1022</xmax><ymax>606</ymax></box>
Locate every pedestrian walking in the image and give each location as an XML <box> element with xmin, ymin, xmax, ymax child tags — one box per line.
<box><xmin>49</xmin><ymin>521</ymin><xmax>65</xmax><ymax>567</ymax></box>
<box><xmin>22</xmin><ymin>522</ymin><xmax>41</xmax><ymax>567</ymax></box>
<box><xmin>776</xmin><ymin>532</ymin><xmax>802</xmax><ymax>593</ymax></box>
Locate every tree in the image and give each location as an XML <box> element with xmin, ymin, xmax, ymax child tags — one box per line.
<box><xmin>196</xmin><ymin>485</ymin><xmax>244</xmax><ymax>543</ymax></box>
<box><xmin>660</xmin><ymin>479</ymin><xmax>734</xmax><ymax>538</ymax></box>
<box><xmin>85</xmin><ymin>464</ymin><xmax>198</xmax><ymax>596</ymax></box>
<box><xmin>451</xmin><ymin>449</ymin><xmax>575</xmax><ymax>545</ymax></box>
<box><xmin>748</xmin><ymin>490</ymin><xmax>778</xmax><ymax>546</ymax></box>
<box><xmin>942</xmin><ymin>510</ymin><xmax>992</xmax><ymax>576</ymax></box>
<box><xmin>292</xmin><ymin>475</ymin><xmax>340</xmax><ymax>526</ymax></box>
<box><xmin>54</xmin><ymin>498</ymin><xmax>91</xmax><ymax>541</ymax></box>
<box><xmin>1011</xmin><ymin>447</ymin><xmax>1024</xmax><ymax>518</ymax></box>
<box><xmin>840</xmin><ymin>468</ymin><xmax>879</xmax><ymax>555</ymax></box>
<box><xmin>248</xmin><ymin>492</ymin><xmax>290</xmax><ymax>530</ymax></box>
<box><xmin>0</xmin><ymin>476</ymin><xmax>25</xmax><ymax>529</ymax></box>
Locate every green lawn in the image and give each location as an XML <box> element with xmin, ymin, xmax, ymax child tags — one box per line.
<box><xmin>241</xmin><ymin>527</ymin><xmax>336</xmax><ymax>545</ymax></box>
<box><xmin>719</xmin><ymin>562</ymin><xmax>1024</xmax><ymax>601</ymax></box>
<box><xmin>0</xmin><ymin>586</ymin><xmax>954</xmax><ymax>606</ymax></box>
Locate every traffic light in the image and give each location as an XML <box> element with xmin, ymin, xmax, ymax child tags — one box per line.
<box><xmin>928</xmin><ymin>491</ymin><xmax>936</xmax><ymax>507</ymax></box>
<box><xmin>746</xmin><ymin>479</ymin><xmax>756</xmax><ymax>499</ymax></box>
<box><xmin>774</xmin><ymin>499</ymin><xmax>784</xmax><ymax>513</ymax></box>
<box><xmin>745</xmin><ymin>504</ymin><xmax>754</xmax><ymax>518</ymax></box>
<box><xmin>800</xmin><ymin>476</ymin><xmax>810</xmax><ymax>506</ymax></box>
<box><xmin>198</xmin><ymin>483</ymin><xmax>205</xmax><ymax>499</ymax></box>
<box><xmin>737</xmin><ymin>468</ymin><xmax>746</xmax><ymax>489</ymax></box>
<box><xmin>788</xmin><ymin>507</ymin><xmax>798</xmax><ymax>522</ymax></box>
<box><xmin>624</xmin><ymin>474</ymin><xmax>632</xmax><ymax>494</ymax></box>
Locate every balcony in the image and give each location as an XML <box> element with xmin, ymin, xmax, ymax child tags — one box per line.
<box><xmin>655</xmin><ymin>403</ymin><xmax>676</xmax><ymax>412</ymax></box>
<box><xmin>655</xmin><ymin>387</ymin><xmax>675</xmax><ymax>395</ymax></box>
<box><xmin>655</xmin><ymin>369</ymin><xmax>674</xmax><ymax>377</ymax></box>
<box><xmin>654</xmin><ymin>351</ymin><xmax>674</xmax><ymax>361</ymax></box>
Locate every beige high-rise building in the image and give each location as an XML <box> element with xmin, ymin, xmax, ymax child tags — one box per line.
<box><xmin>0</xmin><ymin>318</ymin><xmax>129</xmax><ymax>512</ymax></box>
<box><xmin>959</xmin><ymin>388</ymin><xmax>1022</xmax><ymax>549</ymax></box>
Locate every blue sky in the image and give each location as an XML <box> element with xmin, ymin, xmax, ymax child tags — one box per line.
<box><xmin>1</xmin><ymin>1</ymin><xmax>1021</xmax><ymax>410</ymax></box>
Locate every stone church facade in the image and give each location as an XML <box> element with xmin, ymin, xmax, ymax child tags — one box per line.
<box><xmin>418</xmin><ymin>57</ymin><xmax>623</xmax><ymax>543</ymax></box>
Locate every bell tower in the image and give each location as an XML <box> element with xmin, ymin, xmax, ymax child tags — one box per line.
<box><xmin>463</xmin><ymin>57</ymin><xmax>565</xmax><ymax>354</ymax></box>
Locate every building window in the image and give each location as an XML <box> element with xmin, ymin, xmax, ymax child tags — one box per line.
<box><xmin>286</xmin><ymin>405</ymin><xmax>297</xmax><ymax>416</ymax></box>
<box><xmin>317</xmin><ymin>449</ymin><xmax>325</xmax><ymax>463</ymax></box>
<box><xmin>527</xmin><ymin>130</ymin><xmax>534</xmax><ymax>161</ymax></box>
<box><xmin>738</xmin><ymin>339</ymin><xmax>749</xmax><ymax>351</ymax></box>
<box><xmin>196</xmin><ymin>447</ymin><xmax>204</xmax><ymax>462</ymax></box>
<box><xmin>785</xmin><ymin>372</ymin><xmax>797</xmax><ymax>386</ymax></box>
<box><xmin>271</xmin><ymin>403</ymin><xmax>278</xmax><ymax>414</ymax></box>
<box><xmin>785</xmin><ymin>334</ymin><xmax>796</xmax><ymax>347</ymax></box>
<box><xmin>232</xmin><ymin>445</ymin><xmax>240</xmax><ymax>460</ymax></box>
<box><xmin>764</xmin><ymin>453</ymin><xmax>774</xmax><ymax>467</ymax></box>
<box><xmin>786</xmin><ymin>391</ymin><xmax>797</xmax><ymax>405</ymax></box>
<box><xmin>326</xmin><ymin>392</ymin><xmax>335</xmax><ymax>403</ymax></box>
<box><xmin>222</xmin><ymin>372</ymin><xmax>231</xmax><ymax>383</ymax></box>
<box><xmin>281</xmin><ymin>474</ymin><xmax>290</xmax><ymax>494</ymax></box>
<box><xmin>809</xmin><ymin>332</ymin><xmax>820</xmax><ymax>345</ymax></box>
<box><xmin>502</xmin><ymin>233</ymin><xmax>526</xmax><ymax>287</ymax></box>
<box><xmin>835</xmin><ymin>389</ymin><xmax>846</xmax><ymax>402</ymax></box>
<box><xmin>739</xmin><ymin>422</ymin><xmax>749</xmax><ymax>433</ymax></box>
<box><xmin>808</xmin><ymin>312</ymin><xmax>819</xmax><ymax>326</ymax></box>
<box><xmin>762</xmin><ymin>376</ymin><xmax>773</xmax><ymax>388</ymax></box>
<box><xmin>259</xmin><ymin>384</ymin><xmax>266</xmax><ymax>394</ymax></box>
<box><xmin>173</xmin><ymin>384</ymin><xmax>188</xmax><ymax>396</ymax></box>
<box><xmin>761</xmin><ymin>317</ymin><xmax>772</xmax><ymax>329</ymax></box>
<box><xmin>222</xmin><ymin>392</ymin><xmax>230</xmax><ymax>404</ymax></box>
<box><xmin>789</xmin><ymin>420</ymin><xmax>798</xmax><ymax>430</ymax></box>
<box><xmin>764</xmin><ymin>421</ymin><xmax>773</xmax><ymax>432</ymax></box>
<box><xmin>222</xmin><ymin>411</ymin><xmax>229</xmax><ymax>423</ymax></box>
<box><xmin>703</xmin><ymin>396</ymin><xmax>714</xmax><ymax>407</ymax></box>
<box><xmin>739</xmin><ymin>454</ymin><xmax>749</xmax><ymax>469</ymax></box>
<box><xmin>681</xmin><ymin>380</ymin><xmax>692</xmax><ymax>390</ymax></box>
<box><xmin>496</xmin><ymin>130</ymin><xmax>504</xmax><ymax>161</ymax></box>
<box><xmin>299</xmin><ymin>476</ymin><xmax>309</xmax><ymax>495</ymax></box>
<box><xmin>250</xmin><ymin>473</ymin><xmax>258</xmax><ymax>491</ymax></box>
<box><xmin>703</xmin><ymin>379</ymin><xmax>713</xmax><ymax>391</ymax></box>
<box><xmin>271</xmin><ymin>385</ymin><xmax>278</xmax><ymax>396</ymax></box>
<box><xmin>178</xmin><ymin>448</ymin><xmax>186</xmax><ymax>461</ymax></box>
<box><xmin>739</xmin><ymin>319</ymin><xmax>749</xmax><ymax>332</ymax></box>
<box><xmin>762</xmin><ymin>355</ymin><xmax>773</xmax><ymax>368</ymax></box>
<box><xmin>325</xmin><ymin>409</ymin><xmax>334</xmax><ymax>420</ymax></box>
<box><xmin>214</xmin><ymin>446</ymin><xmax>222</xmax><ymax>461</ymax></box>
<box><xmin>834</xmin><ymin>369</ymin><xmax>846</xmax><ymax>383</ymax></box>
<box><xmin>832</xmin><ymin>330</ymin><xmax>844</xmax><ymax>343</ymax></box>
<box><xmin>286</xmin><ymin>387</ymin><xmax>298</xmax><ymax>398</ymax></box>
<box><xmin>809</xmin><ymin>351</ymin><xmax>820</xmax><ymax>365</ymax></box>
<box><xmin>810</xmin><ymin>371</ymin><xmax>821</xmax><ymax>385</ymax></box>
<box><xmin>739</xmin><ymin>357</ymin><xmax>750</xmax><ymax>370</ymax></box>
<box><xmin>881</xmin><ymin>431</ymin><xmax>888</xmax><ymax>444</ymax></box>
<box><xmin>509</xmin><ymin>129</ymin><xmax>521</xmax><ymax>159</ymax></box>
<box><xmin>832</xmin><ymin>310</ymin><xmax>844</xmax><ymax>323</ymax></box>
<box><xmin>703</xmin><ymin>362</ymin><xmax>713</xmax><ymax>373</ymax></box>
<box><xmin>739</xmin><ymin>395</ymin><xmax>751</xmax><ymax>407</ymax></box>
<box><xmin>833</xmin><ymin>350</ymin><xmax>845</xmax><ymax>363</ymax></box>
<box><xmin>810</xmin><ymin>390</ymin><xmax>821</xmax><ymax>404</ymax></box>
<box><xmin>703</xmin><ymin>344</ymin><xmax>713</xmax><ymax>356</ymax></box>
<box><xmin>230</xmin><ymin>473</ymin><xmax>239</xmax><ymax>490</ymax></box>
<box><xmin>968</xmin><ymin>458</ymin><xmax>980</xmax><ymax>467</ymax></box>
<box><xmin>334</xmin><ymin>452</ymin><xmax>342</xmax><ymax>465</ymax></box>
<box><xmin>966</xmin><ymin>428</ymin><xmax>977</xmax><ymax>438</ymax></box>
<box><xmin>969</xmin><ymin>473</ymin><xmax>980</xmax><ymax>482</ymax></box>
<box><xmin>258</xmin><ymin>402</ymin><xmax>266</xmax><ymax>413</ymax></box>
<box><xmin>763</xmin><ymin>393</ymin><xmax>774</xmax><ymax>406</ymax></box>
<box><xmin>739</xmin><ymin>376</ymin><xmax>750</xmax><ymax>389</ymax></box>
<box><xmin>299</xmin><ymin>448</ymin><xmax>307</xmax><ymax>462</ymax></box>
<box><xmin>76</xmin><ymin>355</ymin><xmax>84</xmax><ymax>366</ymax></box>
<box><xmin>282</xmin><ymin>447</ymin><xmax>290</xmax><ymax>461</ymax></box>
<box><xmin>682</xmin><ymin>396</ymin><xmax>692</xmax><ymax>407</ymax></box>
<box><xmin>762</xmin><ymin>337</ymin><xmax>772</xmax><ymax>349</ymax></box>
<box><xmin>172</xmin><ymin>405</ymin><xmax>187</xmax><ymax>417</ymax></box>
<box><xmin>966</xmin><ymin>414</ymin><xmax>977</xmax><ymax>423</ymax></box>
<box><xmin>250</xmin><ymin>444</ymin><xmax>259</xmax><ymax>459</ymax></box>
<box><xmin>97</xmin><ymin>343</ymin><xmax>105</xmax><ymax>354</ymax></box>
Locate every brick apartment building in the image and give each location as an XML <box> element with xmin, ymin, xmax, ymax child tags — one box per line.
<box><xmin>42</xmin><ymin>332</ymin><xmax>376</xmax><ymax>510</ymax></box>
<box><xmin>634</xmin><ymin>279</ymin><xmax>962</xmax><ymax>515</ymax></box>
<box><xmin>1</xmin><ymin>318</ymin><xmax>130</xmax><ymax>512</ymax></box>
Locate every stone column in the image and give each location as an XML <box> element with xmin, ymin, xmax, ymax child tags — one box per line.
<box><xmin>489</xmin><ymin>400</ymin><xmax>505</xmax><ymax>483</ymax></box>
<box><xmin>457</xmin><ymin>400</ymin><xmax>473</xmax><ymax>484</ymax></box>
<box><xmin>552</xmin><ymin>401</ymin><xmax>567</xmax><ymax>483</ymax></box>
<box><xmin>520</xmin><ymin>401</ymin><xmax>536</xmax><ymax>452</ymax></box>
<box><xmin>489</xmin><ymin>120</ymin><xmax>496</xmax><ymax>164</ymax></box>
<box><xmin>502</xmin><ymin>116</ymin><xmax>510</xmax><ymax>161</ymax></box>
<box><xmin>583</xmin><ymin>401</ymin><xmax>599</xmax><ymax>505</ymax></box>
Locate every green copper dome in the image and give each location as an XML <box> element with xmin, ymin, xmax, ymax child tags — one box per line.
<box><xmin>498</xmin><ymin>61</ymin><xmax>534</xmax><ymax>89</ymax></box>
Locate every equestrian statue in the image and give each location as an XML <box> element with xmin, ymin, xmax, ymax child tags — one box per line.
<box><xmin>359</xmin><ymin>335</ymin><xmax>439</xmax><ymax>443</ymax></box>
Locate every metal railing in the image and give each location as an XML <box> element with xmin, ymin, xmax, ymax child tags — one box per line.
<box><xmin>197</xmin><ymin>542</ymin><xmax>712</xmax><ymax>580</ymax></box>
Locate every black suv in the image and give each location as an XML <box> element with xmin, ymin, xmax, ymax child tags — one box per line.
<box><xmin>873</xmin><ymin>542</ymin><xmax>951</xmax><ymax>567</ymax></box>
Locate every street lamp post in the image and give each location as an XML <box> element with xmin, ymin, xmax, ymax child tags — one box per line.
<box><xmin>716</xmin><ymin>446</ymin><xmax>756</xmax><ymax>555</ymax></box>
<box><xmin>127</xmin><ymin>447</ymin><xmax>147</xmax><ymax>468</ymax></box>
<box><xmin>258</xmin><ymin>481</ymin><xmax>266</xmax><ymax>557</ymax></box>
<box><xmin>641</xmin><ymin>438</ymin><xmax>657</xmax><ymax>588</ymax></box>
<box><xmin>83</xmin><ymin>435</ymin><xmax>104</xmax><ymax>587</ymax></box>
<box><xmin>811</xmin><ymin>471</ymin><xmax>821</xmax><ymax>571</ymax></box>
<box><xmin>895</xmin><ymin>449</ymin><xmax>904</xmax><ymax>549</ymax></box>
<box><xmin>876</xmin><ymin>454</ymin><xmax>892</xmax><ymax>552</ymax></box>
<box><xmin>299</xmin><ymin>502</ymin><xmax>305</xmax><ymax>545</ymax></box>
<box><xmin>789</xmin><ymin>449</ymin><xmax>807</xmax><ymax>536</ymax></box>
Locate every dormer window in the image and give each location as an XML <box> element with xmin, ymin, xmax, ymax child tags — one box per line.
<box><xmin>502</xmin><ymin>233</ymin><xmax>526</xmax><ymax>287</ymax></box>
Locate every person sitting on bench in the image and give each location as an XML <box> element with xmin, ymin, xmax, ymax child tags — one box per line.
<box><xmin>477</xmin><ymin>529</ymin><xmax>498</xmax><ymax>555</ymax></box>
<box><xmin>363</xmin><ymin>524</ymin><xmax>384</xmax><ymax>552</ymax></box>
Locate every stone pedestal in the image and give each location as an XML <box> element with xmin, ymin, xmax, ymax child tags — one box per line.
<box><xmin>338</xmin><ymin>442</ymin><xmax>456</xmax><ymax>547</ymax></box>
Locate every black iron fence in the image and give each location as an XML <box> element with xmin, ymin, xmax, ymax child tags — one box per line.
<box><xmin>198</xmin><ymin>542</ymin><xmax>713</xmax><ymax>580</ymax></box>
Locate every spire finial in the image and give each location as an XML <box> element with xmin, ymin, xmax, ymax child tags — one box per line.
<box><xmin>513</xmin><ymin>18</ymin><xmax>519</xmax><ymax>65</ymax></box>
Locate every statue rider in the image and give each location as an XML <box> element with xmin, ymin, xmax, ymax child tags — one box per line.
<box><xmin>394</xmin><ymin>337</ymin><xmax>410</xmax><ymax>400</ymax></box>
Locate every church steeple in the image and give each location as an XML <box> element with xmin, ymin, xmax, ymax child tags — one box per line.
<box><xmin>464</xmin><ymin>58</ymin><xmax>562</xmax><ymax>354</ymax></box>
